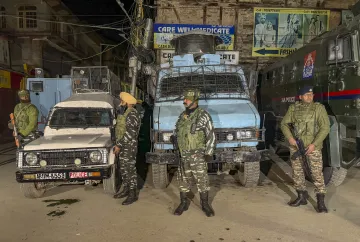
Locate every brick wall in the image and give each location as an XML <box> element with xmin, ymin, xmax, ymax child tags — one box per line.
<box><xmin>155</xmin><ymin>0</ymin><xmax>358</xmax><ymax>70</ymax></box>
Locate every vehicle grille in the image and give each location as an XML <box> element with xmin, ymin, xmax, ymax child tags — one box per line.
<box><xmin>23</xmin><ymin>149</ymin><xmax>107</xmax><ymax>167</ymax></box>
<box><xmin>40</xmin><ymin>151</ymin><xmax>94</xmax><ymax>166</ymax></box>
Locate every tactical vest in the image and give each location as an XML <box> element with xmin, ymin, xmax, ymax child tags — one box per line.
<box><xmin>292</xmin><ymin>102</ymin><xmax>318</xmax><ymax>138</ymax></box>
<box><xmin>176</xmin><ymin>108</ymin><xmax>205</xmax><ymax>152</ymax></box>
<box><xmin>14</xmin><ymin>103</ymin><xmax>37</xmax><ymax>134</ymax></box>
<box><xmin>115</xmin><ymin>107</ymin><xmax>133</xmax><ymax>140</ymax></box>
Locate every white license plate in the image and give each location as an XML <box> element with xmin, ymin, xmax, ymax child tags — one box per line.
<box><xmin>69</xmin><ymin>172</ymin><xmax>88</xmax><ymax>178</ymax></box>
<box><xmin>36</xmin><ymin>173</ymin><xmax>66</xmax><ymax>180</ymax></box>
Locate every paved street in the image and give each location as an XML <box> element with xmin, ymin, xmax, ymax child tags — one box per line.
<box><xmin>1</xmin><ymin>143</ymin><xmax>360</xmax><ymax>242</ymax></box>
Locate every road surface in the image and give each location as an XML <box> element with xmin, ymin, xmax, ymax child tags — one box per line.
<box><xmin>1</xmin><ymin>142</ymin><xmax>360</xmax><ymax>242</ymax></box>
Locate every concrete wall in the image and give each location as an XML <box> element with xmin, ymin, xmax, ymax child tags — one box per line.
<box><xmin>155</xmin><ymin>0</ymin><xmax>358</xmax><ymax>70</ymax></box>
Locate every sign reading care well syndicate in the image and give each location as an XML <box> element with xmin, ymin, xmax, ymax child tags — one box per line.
<box><xmin>252</xmin><ymin>8</ymin><xmax>330</xmax><ymax>57</ymax></box>
<box><xmin>154</xmin><ymin>23</ymin><xmax>235</xmax><ymax>50</ymax></box>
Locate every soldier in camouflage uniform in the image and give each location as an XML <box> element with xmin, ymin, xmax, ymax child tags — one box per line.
<box><xmin>280</xmin><ymin>86</ymin><xmax>330</xmax><ymax>213</ymax></box>
<box><xmin>173</xmin><ymin>89</ymin><xmax>216</xmax><ymax>217</ymax></box>
<box><xmin>113</xmin><ymin>92</ymin><xmax>141</xmax><ymax>205</ymax></box>
<box><xmin>9</xmin><ymin>90</ymin><xmax>39</xmax><ymax>143</ymax></box>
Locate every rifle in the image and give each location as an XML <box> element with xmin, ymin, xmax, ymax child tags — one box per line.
<box><xmin>170</xmin><ymin>135</ymin><xmax>185</xmax><ymax>180</ymax></box>
<box><xmin>287</xmin><ymin>123</ymin><xmax>312</xmax><ymax>178</ymax></box>
<box><xmin>9</xmin><ymin>113</ymin><xmax>20</xmax><ymax>148</ymax></box>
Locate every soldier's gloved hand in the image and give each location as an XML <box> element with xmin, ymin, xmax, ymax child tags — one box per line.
<box><xmin>205</xmin><ymin>155</ymin><xmax>212</xmax><ymax>162</ymax></box>
<box><xmin>17</xmin><ymin>134</ymin><xmax>24</xmax><ymax>142</ymax></box>
<box><xmin>8</xmin><ymin>122</ymin><xmax>14</xmax><ymax>130</ymax></box>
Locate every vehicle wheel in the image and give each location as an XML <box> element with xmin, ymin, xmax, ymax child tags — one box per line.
<box><xmin>151</xmin><ymin>164</ymin><xmax>169</xmax><ymax>189</ymax></box>
<box><xmin>325</xmin><ymin>167</ymin><xmax>348</xmax><ymax>187</ymax></box>
<box><xmin>103</xmin><ymin>162</ymin><xmax>121</xmax><ymax>195</ymax></box>
<box><xmin>238</xmin><ymin>162</ymin><xmax>260</xmax><ymax>188</ymax></box>
<box><xmin>20</xmin><ymin>182</ymin><xmax>46</xmax><ymax>198</ymax></box>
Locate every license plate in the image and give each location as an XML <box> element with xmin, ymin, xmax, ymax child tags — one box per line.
<box><xmin>36</xmin><ymin>173</ymin><xmax>66</xmax><ymax>180</ymax></box>
<box><xmin>69</xmin><ymin>172</ymin><xmax>88</xmax><ymax>178</ymax></box>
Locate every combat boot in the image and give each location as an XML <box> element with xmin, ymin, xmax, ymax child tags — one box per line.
<box><xmin>288</xmin><ymin>190</ymin><xmax>308</xmax><ymax>207</ymax></box>
<box><xmin>200</xmin><ymin>191</ymin><xmax>215</xmax><ymax>217</ymax></box>
<box><xmin>174</xmin><ymin>192</ymin><xmax>190</xmax><ymax>216</ymax></box>
<box><xmin>316</xmin><ymin>193</ymin><xmax>328</xmax><ymax>213</ymax></box>
<box><xmin>113</xmin><ymin>185</ymin><xmax>129</xmax><ymax>199</ymax></box>
<box><xmin>122</xmin><ymin>189</ymin><xmax>138</xmax><ymax>205</ymax></box>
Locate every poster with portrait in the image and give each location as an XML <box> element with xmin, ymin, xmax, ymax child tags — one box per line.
<box><xmin>252</xmin><ymin>8</ymin><xmax>330</xmax><ymax>57</ymax></box>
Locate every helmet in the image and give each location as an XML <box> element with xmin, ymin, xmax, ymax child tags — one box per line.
<box><xmin>18</xmin><ymin>89</ymin><xmax>30</xmax><ymax>98</ymax></box>
<box><xmin>184</xmin><ymin>89</ymin><xmax>200</xmax><ymax>102</ymax></box>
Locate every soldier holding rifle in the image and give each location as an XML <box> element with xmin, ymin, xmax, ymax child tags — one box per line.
<box><xmin>172</xmin><ymin>89</ymin><xmax>216</xmax><ymax>217</ymax></box>
<box><xmin>280</xmin><ymin>86</ymin><xmax>330</xmax><ymax>213</ymax></box>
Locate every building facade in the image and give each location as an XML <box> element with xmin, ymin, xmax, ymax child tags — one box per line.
<box><xmin>154</xmin><ymin>0</ymin><xmax>358</xmax><ymax>71</ymax></box>
<box><xmin>0</xmin><ymin>0</ymin><xmax>127</xmax><ymax>143</ymax></box>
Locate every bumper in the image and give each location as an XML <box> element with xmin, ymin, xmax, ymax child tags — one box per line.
<box><xmin>15</xmin><ymin>166</ymin><xmax>112</xmax><ymax>183</ymax></box>
<box><xmin>145</xmin><ymin>149</ymin><xmax>262</xmax><ymax>165</ymax></box>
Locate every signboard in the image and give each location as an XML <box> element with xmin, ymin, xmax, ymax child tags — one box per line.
<box><xmin>159</xmin><ymin>50</ymin><xmax>239</xmax><ymax>65</ymax></box>
<box><xmin>0</xmin><ymin>38</ymin><xmax>10</xmax><ymax>66</ymax></box>
<box><xmin>0</xmin><ymin>70</ymin><xmax>11</xmax><ymax>88</ymax></box>
<box><xmin>154</xmin><ymin>23</ymin><xmax>235</xmax><ymax>50</ymax></box>
<box><xmin>252</xmin><ymin>8</ymin><xmax>330</xmax><ymax>57</ymax></box>
<box><xmin>303</xmin><ymin>51</ymin><xmax>316</xmax><ymax>79</ymax></box>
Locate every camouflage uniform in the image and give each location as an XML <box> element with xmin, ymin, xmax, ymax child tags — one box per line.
<box><xmin>173</xmin><ymin>89</ymin><xmax>216</xmax><ymax>217</ymax></box>
<box><xmin>113</xmin><ymin>92</ymin><xmax>141</xmax><ymax>205</ymax></box>
<box><xmin>13</xmin><ymin>90</ymin><xmax>39</xmax><ymax>139</ymax></box>
<box><xmin>280</xmin><ymin>86</ymin><xmax>330</xmax><ymax>213</ymax></box>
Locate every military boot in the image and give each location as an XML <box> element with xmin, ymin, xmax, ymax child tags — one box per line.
<box><xmin>174</xmin><ymin>192</ymin><xmax>190</xmax><ymax>216</ymax></box>
<box><xmin>288</xmin><ymin>190</ymin><xmax>308</xmax><ymax>207</ymax></box>
<box><xmin>316</xmin><ymin>193</ymin><xmax>328</xmax><ymax>213</ymax></box>
<box><xmin>200</xmin><ymin>191</ymin><xmax>215</xmax><ymax>217</ymax></box>
<box><xmin>113</xmin><ymin>185</ymin><xmax>129</xmax><ymax>199</ymax></box>
<box><xmin>122</xmin><ymin>189</ymin><xmax>138</xmax><ymax>205</ymax></box>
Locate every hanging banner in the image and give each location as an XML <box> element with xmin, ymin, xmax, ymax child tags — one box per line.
<box><xmin>154</xmin><ymin>23</ymin><xmax>235</xmax><ymax>50</ymax></box>
<box><xmin>160</xmin><ymin>50</ymin><xmax>239</xmax><ymax>65</ymax></box>
<box><xmin>0</xmin><ymin>38</ymin><xmax>10</xmax><ymax>66</ymax></box>
<box><xmin>252</xmin><ymin>8</ymin><xmax>330</xmax><ymax>57</ymax></box>
<box><xmin>0</xmin><ymin>70</ymin><xmax>11</xmax><ymax>88</ymax></box>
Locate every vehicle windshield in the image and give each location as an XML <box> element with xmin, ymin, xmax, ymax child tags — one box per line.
<box><xmin>49</xmin><ymin>108</ymin><xmax>112</xmax><ymax>128</ymax></box>
<box><xmin>156</xmin><ymin>65</ymin><xmax>249</xmax><ymax>101</ymax></box>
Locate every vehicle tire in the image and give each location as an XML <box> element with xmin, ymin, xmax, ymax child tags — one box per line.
<box><xmin>20</xmin><ymin>182</ymin><xmax>46</xmax><ymax>198</ymax></box>
<box><xmin>103</xmin><ymin>162</ymin><xmax>121</xmax><ymax>195</ymax></box>
<box><xmin>326</xmin><ymin>167</ymin><xmax>348</xmax><ymax>187</ymax></box>
<box><xmin>151</xmin><ymin>164</ymin><xmax>169</xmax><ymax>189</ymax></box>
<box><xmin>238</xmin><ymin>162</ymin><xmax>260</xmax><ymax>188</ymax></box>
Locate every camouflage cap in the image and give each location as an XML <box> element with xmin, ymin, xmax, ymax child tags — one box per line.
<box><xmin>184</xmin><ymin>89</ymin><xmax>200</xmax><ymax>102</ymax></box>
<box><xmin>18</xmin><ymin>89</ymin><xmax>30</xmax><ymax>97</ymax></box>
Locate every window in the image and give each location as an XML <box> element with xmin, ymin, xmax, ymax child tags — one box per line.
<box><xmin>327</xmin><ymin>36</ymin><xmax>352</xmax><ymax>63</ymax></box>
<box><xmin>49</xmin><ymin>108</ymin><xmax>112</xmax><ymax>128</ymax></box>
<box><xmin>18</xmin><ymin>6</ymin><xmax>37</xmax><ymax>29</ymax></box>
<box><xmin>29</xmin><ymin>81</ymin><xmax>43</xmax><ymax>92</ymax></box>
<box><xmin>291</xmin><ymin>62</ymin><xmax>297</xmax><ymax>80</ymax></box>
<box><xmin>0</xmin><ymin>6</ymin><xmax>5</xmax><ymax>28</ymax></box>
<box><xmin>280</xmin><ymin>66</ymin><xmax>285</xmax><ymax>84</ymax></box>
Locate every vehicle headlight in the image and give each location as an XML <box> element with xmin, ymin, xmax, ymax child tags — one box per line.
<box><xmin>236</xmin><ymin>131</ymin><xmax>245</xmax><ymax>139</ymax></box>
<box><xmin>227</xmin><ymin>133</ymin><xmax>234</xmax><ymax>141</ymax></box>
<box><xmin>162</xmin><ymin>133</ymin><xmax>172</xmax><ymax>142</ymax></box>
<box><xmin>245</xmin><ymin>131</ymin><xmax>252</xmax><ymax>138</ymax></box>
<box><xmin>89</xmin><ymin>151</ymin><xmax>102</xmax><ymax>163</ymax></box>
<box><xmin>25</xmin><ymin>152</ymin><xmax>38</xmax><ymax>165</ymax></box>
<box><xmin>236</xmin><ymin>130</ymin><xmax>254</xmax><ymax>139</ymax></box>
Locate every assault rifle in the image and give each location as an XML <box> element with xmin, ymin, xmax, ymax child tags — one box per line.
<box><xmin>287</xmin><ymin>123</ymin><xmax>312</xmax><ymax>177</ymax></box>
<box><xmin>9</xmin><ymin>113</ymin><xmax>20</xmax><ymax>148</ymax></box>
<box><xmin>170</xmin><ymin>135</ymin><xmax>185</xmax><ymax>179</ymax></box>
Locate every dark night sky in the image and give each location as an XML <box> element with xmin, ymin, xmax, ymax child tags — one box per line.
<box><xmin>61</xmin><ymin>0</ymin><xmax>154</xmax><ymax>43</ymax></box>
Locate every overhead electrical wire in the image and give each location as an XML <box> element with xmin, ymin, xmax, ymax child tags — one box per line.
<box><xmin>3</xmin><ymin>14</ymin><xmax>132</xmax><ymax>31</ymax></box>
